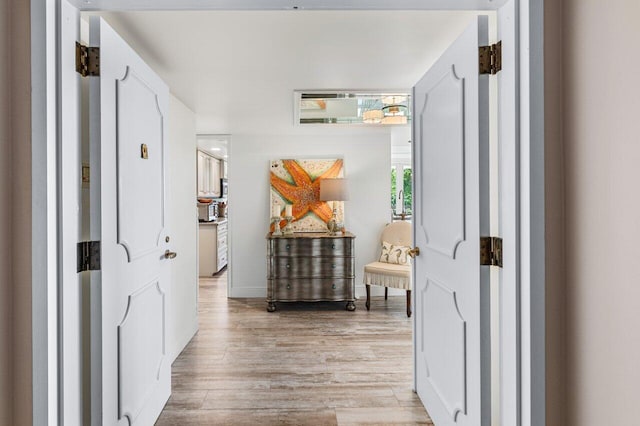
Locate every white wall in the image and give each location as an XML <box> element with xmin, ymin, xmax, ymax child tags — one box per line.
<box><xmin>228</xmin><ymin>133</ymin><xmax>390</xmax><ymax>298</ymax></box>
<box><xmin>561</xmin><ymin>1</ymin><xmax>640</xmax><ymax>424</ymax></box>
<box><xmin>167</xmin><ymin>94</ymin><xmax>199</xmax><ymax>361</ymax></box>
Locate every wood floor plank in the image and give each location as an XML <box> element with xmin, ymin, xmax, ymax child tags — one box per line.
<box><xmin>156</xmin><ymin>271</ymin><xmax>430</xmax><ymax>425</ymax></box>
<box><xmin>335</xmin><ymin>406</ymin><xmax>433</xmax><ymax>425</ymax></box>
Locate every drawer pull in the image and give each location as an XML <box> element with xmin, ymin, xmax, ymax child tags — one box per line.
<box><xmin>286</xmin><ymin>264</ymin><xmax>291</xmax><ymax>269</ymax></box>
<box><xmin>331</xmin><ymin>243</ymin><xmax>336</xmax><ymax>249</ymax></box>
<box><xmin>331</xmin><ymin>264</ymin><xmax>336</xmax><ymax>269</ymax></box>
<box><xmin>286</xmin><ymin>244</ymin><xmax>290</xmax><ymax>250</ymax></box>
<box><xmin>332</xmin><ymin>284</ymin><xmax>337</xmax><ymax>289</ymax></box>
<box><xmin>287</xmin><ymin>284</ymin><xmax>291</xmax><ymax>290</ymax></box>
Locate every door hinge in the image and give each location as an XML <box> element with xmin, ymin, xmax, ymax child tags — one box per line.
<box><xmin>480</xmin><ymin>236</ymin><xmax>503</xmax><ymax>267</ymax></box>
<box><xmin>479</xmin><ymin>41</ymin><xmax>502</xmax><ymax>75</ymax></box>
<box><xmin>75</xmin><ymin>42</ymin><xmax>100</xmax><ymax>77</ymax></box>
<box><xmin>77</xmin><ymin>241</ymin><xmax>101</xmax><ymax>272</ymax></box>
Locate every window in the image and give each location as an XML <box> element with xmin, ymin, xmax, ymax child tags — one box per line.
<box><xmin>391</xmin><ymin>165</ymin><xmax>412</xmax><ymax>218</ymax></box>
<box><xmin>402</xmin><ymin>166</ymin><xmax>412</xmax><ymax>215</ymax></box>
<box><xmin>391</xmin><ymin>167</ymin><xmax>397</xmax><ymax>212</ymax></box>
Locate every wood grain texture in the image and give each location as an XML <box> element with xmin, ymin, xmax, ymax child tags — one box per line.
<box><xmin>156</xmin><ymin>271</ymin><xmax>432</xmax><ymax>425</ymax></box>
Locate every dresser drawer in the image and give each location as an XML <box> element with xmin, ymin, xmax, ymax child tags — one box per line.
<box><xmin>269</xmin><ymin>278</ymin><xmax>354</xmax><ymax>301</ymax></box>
<box><xmin>268</xmin><ymin>237</ymin><xmax>352</xmax><ymax>257</ymax></box>
<box><xmin>268</xmin><ymin>256</ymin><xmax>354</xmax><ymax>279</ymax></box>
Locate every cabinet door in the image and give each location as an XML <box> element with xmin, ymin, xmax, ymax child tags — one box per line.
<box><xmin>209</xmin><ymin>157</ymin><xmax>221</xmax><ymax>197</ymax></box>
<box><xmin>203</xmin><ymin>154</ymin><xmax>210</xmax><ymax>194</ymax></box>
<box><xmin>197</xmin><ymin>151</ymin><xmax>207</xmax><ymax>196</ymax></box>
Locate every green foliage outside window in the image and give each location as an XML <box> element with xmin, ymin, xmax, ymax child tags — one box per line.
<box><xmin>390</xmin><ymin>167</ymin><xmax>412</xmax><ymax>215</ymax></box>
<box><xmin>391</xmin><ymin>168</ymin><xmax>397</xmax><ymax>211</ymax></box>
<box><xmin>402</xmin><ymin>168</ymin><xmax>412</xmax><ymax>214</ymax></box>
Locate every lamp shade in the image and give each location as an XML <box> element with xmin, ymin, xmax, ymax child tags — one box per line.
<box><xmin>381</xmin><ymin>115</ymin><xmax>408</xmax><ymax>124</ymax></box>
<box><xmin>319</xmin><ymin>178</ymin><xmax>349</xmax><ymax>201</ymax></box>
<box><xmin>362</xmin><ymin>109</ymin><xmax>383</xmax><ymax>123</ymax></box>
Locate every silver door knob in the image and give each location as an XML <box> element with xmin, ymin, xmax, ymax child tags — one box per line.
<box><xmin>164</xmin><ymin>250</ymin><xmax>177</xmax><ymax>259</ymax></box>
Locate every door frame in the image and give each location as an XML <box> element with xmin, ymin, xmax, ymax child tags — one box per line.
<box><xmin>30</xmin><ymin>0</ymin><xmax>544</xmax><ymax>425</ymax></box>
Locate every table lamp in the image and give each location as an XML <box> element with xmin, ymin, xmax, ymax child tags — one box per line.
<box><xmin>319</xmin><ymin>178</ymin><xmax>349</xmax><ymax>234</ymax></box>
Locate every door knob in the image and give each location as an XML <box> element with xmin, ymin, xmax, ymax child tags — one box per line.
<box><xmin>408</xmin><ymin>247</ymin><xmax>420</xmax><ymax>258</ymax></box>
<box><xmin>164</xmin><ymin>250</ymin><xmax>177</xmax><ymax>259</ymax></box>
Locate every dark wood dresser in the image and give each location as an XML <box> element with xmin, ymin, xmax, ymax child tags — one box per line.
<box><xmin>266</xmin><ymin>232</ymin><xmax>356</xmax><ymax>312</ymax></box>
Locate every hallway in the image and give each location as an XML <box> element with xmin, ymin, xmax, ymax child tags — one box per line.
<box><xmin>156</xmin><ymin>271</ymin><xmax>432</xmax><ymax>425</ymax></box>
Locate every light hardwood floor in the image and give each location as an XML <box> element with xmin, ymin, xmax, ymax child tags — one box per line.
<box><xmin>156</xmin><ymin>270</ymin><xmax>432</xmax><ymax>425</ymax></box>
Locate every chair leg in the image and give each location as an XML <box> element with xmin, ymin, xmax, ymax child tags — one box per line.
<box><xmin>384</xmin><ymin>287</ymin><xmax>388</xmax><ymax>300</ymax></box>
<box><xmin>406</xmin><ymin>290</ymin><xmax>412</xmax><ymax>318</ymax></box>
<box><xmin>365</xmin><ymin>285</ymin><xmax>371</xmax><ymax>311</ymax></box>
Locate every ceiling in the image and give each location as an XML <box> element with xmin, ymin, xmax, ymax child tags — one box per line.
<box><xmin>197</xmin><ymin>134</ymin><xmax>230</xmax><ymax>158</ymax></box>
<box><xmin>87</xmin><ymin>10</ymin><xmax>488</xmax><ymax>135</ymax></box>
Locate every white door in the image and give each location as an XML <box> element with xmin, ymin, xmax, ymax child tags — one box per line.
<box><xmin>89</xmin><ymin>17</ymin><xmax>172</xmax><ymax>425</ymax></box>
<box><xmin>413</xmin><ymin>16</ymin><xmax>491</xmax><ymax>426</ymax></box>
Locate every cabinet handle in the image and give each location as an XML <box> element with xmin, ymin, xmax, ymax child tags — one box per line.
<box><xmin>332</xmin><ymin>284</ymin><xmax>337</xmax><ymax>289</ymax></box>
<box><xmin>287</xmin><ymin>284</ymin><xmax>291</xmax><ymax>290</ymax></box>
<box><xmin>286</xmin><ymin>264</ymin><xmax>291</xmax><ymax>269</ymax></box>
<box><xmin>331</xmin><ymin>244</ymin><xmax>336</xmax><ymax>249</ymax></box>
<box><xmin>331</xmin><ymin>264</ymin><xmax>336</xmax><ymax>269</ymax></box>
<box><xmin>285</xmin><ymin>244</ymin><xmax>290</xmax><ymax>250</ymax></box>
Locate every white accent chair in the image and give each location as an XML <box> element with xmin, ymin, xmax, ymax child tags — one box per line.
<box><xmin>363</xmin><ymin>221</ymin><xmax>412</xmax><ymax>317</ymax></box>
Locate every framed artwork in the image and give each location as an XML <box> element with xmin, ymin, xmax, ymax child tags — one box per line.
<box><xmin>270</xmin><ymin>158</ymin><xmax>344</xmax><ymax>232</ymax></box>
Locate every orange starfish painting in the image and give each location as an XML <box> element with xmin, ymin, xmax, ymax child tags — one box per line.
<box><xmin>270</xmin><ymin>159</ymin><xmax>344</xmax><ymax>232</ymax></box>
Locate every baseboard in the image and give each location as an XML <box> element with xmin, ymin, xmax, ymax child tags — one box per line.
<box><xmin>355</xmin><ymin>284</ymin><xmax>406</xmax><ymax>298</ymax></box>
<box><xmin>228</xmin><ymin>286</ymin><xmax>267</xmax><ymax>298</ymax></box>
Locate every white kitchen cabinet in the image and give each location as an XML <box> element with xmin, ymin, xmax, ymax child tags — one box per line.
<box><xmin>197</xmin><ymin>150</ymin><xmax>222</xmax><ymax>197</ymax></box>
<box><xmin>199</xmin><ymin>220</ymin><xmax>228</xmax><ymax>276</ymax></box>
<box><xmin>197</xmin><ymin>151</ymin><xmax>208</xmax><ymax>196</ymax></box>
<box><xmin>209</xmin><ymin>156</ymin><xmax>221</xmax><ymax>197</ymax></box>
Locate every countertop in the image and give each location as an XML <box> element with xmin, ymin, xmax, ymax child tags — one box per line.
<box><xmin>199</xmin><ymin>219</ymin><xmax>227</xmax><ymax>226</ymax></box>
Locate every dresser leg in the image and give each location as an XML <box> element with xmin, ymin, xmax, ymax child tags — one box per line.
<box><xmin>346</xmin><ymin>301</ymin><xmax>356</xmax><ymax>311</ymax></box>
<box><xmin>267</xmin><ymin>302</ymin><xmax>277</xmax><ymax>312</ymax></box>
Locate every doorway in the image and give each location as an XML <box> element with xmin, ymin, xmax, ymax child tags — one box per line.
<box><xmin>196</xmin><ymin>134</ymin><xmax>230</xmax><ymax>297</ymax></box>
<box><xmin>36</xmin><ymin>0</ymin><xmax>544</xmax><ymax>426</ymax></box>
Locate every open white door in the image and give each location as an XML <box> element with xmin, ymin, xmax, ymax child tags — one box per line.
<box><xmin>89</xmin><ymin>17</ymin><xmax>172</xmax><ymax>425</ymax></box>
<box><xmin>412</xmin><ymin>16</ymin><xmax>490</xmax><ymax>426</ymax></box>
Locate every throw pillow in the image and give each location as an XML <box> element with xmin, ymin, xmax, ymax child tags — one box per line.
<box><xmin>379</xmin><ymin>241</ymin><xmax>411</xmax><ymax>265</ymax></box>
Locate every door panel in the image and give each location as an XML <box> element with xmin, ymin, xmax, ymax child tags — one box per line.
<box><xmin>118</xmin><ymin>280</ymin><xmax>166</xmax><ymax>421</ymax></box>
<box><xmin>416</xmin><ymin>67</ymin><xmax>465</xmax><ymax>259</ymax></box>
<box><xmin>421</xmin><ymin>277</ymin><xmax>467</xmax><ymax>419</ymax></box>
<box><xmin>90</xmin><ymin>16</ymin><xmax>171</xmax><ymax>426</ymax></box>
<box><xmin>116</xmin><ymin>69</ymin><xmax>165</xmax><ymax>261</ymax></box>
<box><xmin>413</xmin><ymin>16</ymin><xmax>490</xmax><ymax>426</ymax></box>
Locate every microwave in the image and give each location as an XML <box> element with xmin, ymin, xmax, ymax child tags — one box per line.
<box><xmin>198</xmin><ymin>202</ymin><xmax>218</xmax><ymax>222</ymax></box>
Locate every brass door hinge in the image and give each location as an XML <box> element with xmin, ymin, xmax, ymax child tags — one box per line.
<box><xmin>77</xmin><ymin>241</ymin><xmax>101</xmax><ymax>272</ymax></box>
<box><xmin>479</xmin><ymin>41</ymin><xmax>502</xmax><ymax>75</ymax></box>
<box><xmin>75</xmin><ymin>42</ymin><xmax>100</xmax><ymax>77</ymax></box>
<box><xmin>480</xmin><ymin>236</ymin><xmax>503</xmax><ymax>267</ymax></box>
